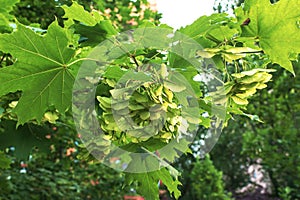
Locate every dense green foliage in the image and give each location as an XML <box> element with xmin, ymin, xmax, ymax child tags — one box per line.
<box><xmin>210</xmin><ymin>64</ymin><xmax>300</xmax><ymax>200</ymax></box>
<box><xmin>13</xmin><ymin>0</ymin><xmax>161</xmax><ymax>30</ymax></box>
<box><xmin>0</xmin><ymin>0</ymin><xmax>299</xmax><ymax>199</ymax></box>
<box><xmin>242</xmin><ymin>65</ymin><xmax>300</xmax><ymax>199</ymax></box>
<box><xmin>1</xmin><ymin>140</ymin><xmax>126</xmax><ymax>200</ymax></box>
<box><xmin>189</xmin><ymin>156</ymin><xmax>231</xmax><ymax>200</ymax></box>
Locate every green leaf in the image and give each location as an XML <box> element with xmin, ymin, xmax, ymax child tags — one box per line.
<box><xmin>237</xmin><ymin>0</ymin><xmax>300</xmax><ymax>75</ymax></box>
<box><xmin>62</xmin><ymin>2</ymin><xmax>117</xmax><ymax>46</ymax></box>
<box><xmin>0</xmin><ymin>21</ymin><xmax>76</xmax><ymax>125</ymax></box>
<box><xmin>73</xmin><ymin>20</ymin><xmax>118</xmax><ymax>46</ymax></box>
<box><xmin>62</xmin><ymin>1</ymin><xmax>103</xmax><ymax>26</ymax></box>
<box><xmin>158</xmin><ymin>168</ymin><xmax>182</xmax><ymax>199</ymax></box>
<box><xmin>159</xmin><ymin>138</ymin><xmax>192</xmax><ymax>163</ymax></box>
<box><xmin>120</xmin><ymin>70</ymin><xmax>152</xmax><ymax>83</ymax></box>
<box><xmin>0</xmin><ymin>0</ymin><xmax>19</xmax><ymax>15</ymax></box>
<box><xmin>175</xmin><ymin>67</ymin><xmax>202</xmax><ymax>97</ymax></box>
<box><xmin>0</xmin><ymin>120</ymin><xmax>51</xmax><ymax>159</ymax></box>
<box><xmin>126</xmin><ymin>171</ymin><xmax>159</xmax><ymax>199</ymax></box>
<box><xmin>125</xmin><ymin>156</ymin><xmax>181</xmax><ymax>199</ymax></box>
<box><xmin>206</xmin><ymin>25</ymin><xmax>238</xmax><ymax>43</ymax></box>
<box><xmin>132</xmin><ymin>92</ymin><xmax>149</xmax><ymax>103</ymax></box>
<box><xmin>0</xmin><ymin>0</ymin><xmax>19</xmax><ymax>32</ymax></box>
<box><xmin>103</xmin><ymin>66</ymin><xmax>127</xmax><ymax>80</ymax></box>
<box><xmin>133</xmin><ymin>27</ymin><xmax>173</xmax><ymax>48</ymax></box>
<box><xmin>179</xmin><ymin>13</ymin><xmax>230</xmax><ymax>47</ymax></box>
<box><xmin>182</xmin><ymin>107</ymin><xmax>202</xmax><ymax>124</ymax></box>
<box><xmin>125</xmin><ymin>156</ymin><xmax>161</xmax><ymax>199</ymax></box>
<box><xmin>170</xmin><ymin>13</ymin><xmax>236</xmax><ymax>69</ymax></box>
<box><xmin>110</xmin><ymin>88</ymin><xmax>131</xmax><ymax>99</ymax></box>
<box><xmin>164</xmin><ymin>80</ymin><xmax>186</xmax><ymax>92</ymax></box>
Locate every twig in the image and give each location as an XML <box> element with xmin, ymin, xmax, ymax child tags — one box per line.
<box><xmin>0</xmin><ymin>53</ymin><xmax>6</xmax><ymax>65</ymax></box>
<box><xmin>130</xmin><ymin>54</ymin><xmax>139</xmax><ymax>68</ymax></box>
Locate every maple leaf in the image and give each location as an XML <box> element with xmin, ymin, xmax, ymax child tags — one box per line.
<box><xmin>62</xmin><ymin>1</ymin><xmax>103</xmax><ymax>26</ymax></box>
<box><xmin>125</xmin><ymin>168</ymin><xmax>181</xmax><ymax>200</ymax></box>
<box><xmin>0</xmin><ymin>0</ymin><xmax>19</xmax><ymax>32</ymax></box>
<box><xmin>0</xmin><ymin>0</ymin><xmax>19</xmax><ymax>14</ymax></box>
<box><xmin>237</xmin><ymin>0</ymin><xmax>300</xmax><ymax>75</ymax></box>
<box><xmin>0</xmin><ymin>120</ymin><xmax>51</xmax><ymax>160</ymax></box>
<box><xmin>62</xmin><ymin>2</ymin><xmax>118</xmax><ymax>47</ymax></box>
<box><xmin>125</xmin><ymin>156</ymin><xmax>181</xmax><ymax>200</ymax></box>
<box><xmin>0</xmin><ymin>21</ymin><xmax>77</xmax><ymax>125</ymax></box>
<box><xmin>158</xmin><ymin>138</ymin><xmax>192</xmax><ymax>163</ymax></box>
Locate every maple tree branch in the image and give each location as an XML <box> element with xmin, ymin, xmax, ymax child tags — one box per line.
<box><xmin>130</xmin><ymin>54</ymin><xmax>139</xmax><ymax>68</ymax></box>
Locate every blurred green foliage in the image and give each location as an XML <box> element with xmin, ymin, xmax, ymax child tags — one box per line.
<box><xmin>210</xmin><ymin>64</ymin><xmax>300</xmax><ymax>199</ymax></box>
<box><xmin>189</xmin><ymin>155</ymin><xmax>231</xmax><ymax>200</ymax></box>
<box><xmin>0</xmin><ymin>123</ymin><xmax>126</xmax><ymax>199</ymax></box>
<box><xmin>13</xmin><ymin>0</ymin><xmax>161</xmax><ymax>30</ymax></box>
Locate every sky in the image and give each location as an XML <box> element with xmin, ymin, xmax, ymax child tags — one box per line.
<box><xmin>155</xmin><ymin>0</ymin><xmax>216</xmax><ymax>29</ymax></box>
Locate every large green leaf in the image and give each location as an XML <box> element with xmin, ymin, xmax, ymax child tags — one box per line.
<box><xmin>62</xmin><ymin>1</ymin><xmax>118</xmax><ymax>46</ymax></box>
<box><xmin>0</xmin><ymin>0</ymin><xmax>19</xmax><ymax>15</ymax></box>
<box><xmin>0</xmin><ymin>21</ymin><xmax>76</xmax><ymax>124</ymax></box>
<box><xmin>0</xmin><ymin>120</ymin><xmax>51</xmax><ymax>159</ymax></box>
<box><xmin>62</xmin><ymin>1</ymin><xmax>103</xmax><ymax>26</ymax></box>
<box><xmin>170</xmin><ymin>13</ymin><xmax>237</xmax><ymax>69</ymax></box>
<box><xmin>73</xmin><ymin>21</ymin><xmax>118</xmax><ymax>46</ymax></box>
<box><xmin>125</xmin><ymin>156</ymin><xmax>181</xmax><ymax>200</ymax></box>
<box><xmin>158</xmin><ymin>138</ymin><xmax>192</xmax><ymax>163</ymax></box>
<box><xmin>0</xmin><ymin>0</ymin><xmax>19</xmax><ymax>32</ymax></box>
<box><xmin>179</xmin><ymin>13</ymin><xmax>232</xmax><ymax>48</ymax></box>
<box><xmin>128</xmin><ymin>168</ymin><xmax>181</xmax><ymax>200</ymax></box>
<box><xmin>237</xmin><ymin>0</ymin><xmax>300</xmax><ymax>75</ymax></box>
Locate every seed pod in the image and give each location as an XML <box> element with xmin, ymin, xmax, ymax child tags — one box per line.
<box><xmin>231</xmin><ymin>95</ymin><xmax>249</xmax><ymax>105</ymax></box>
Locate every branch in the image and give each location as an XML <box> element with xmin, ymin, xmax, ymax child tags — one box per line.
<box><xmin>0</xmin><ymin>53</ymin><xmax>6</xmax><ymax>66</ymax></box>
<box><xmin>130</xmin><ymin>54</ymin><xmax>139</xmax><ymax>68</ymax></box>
